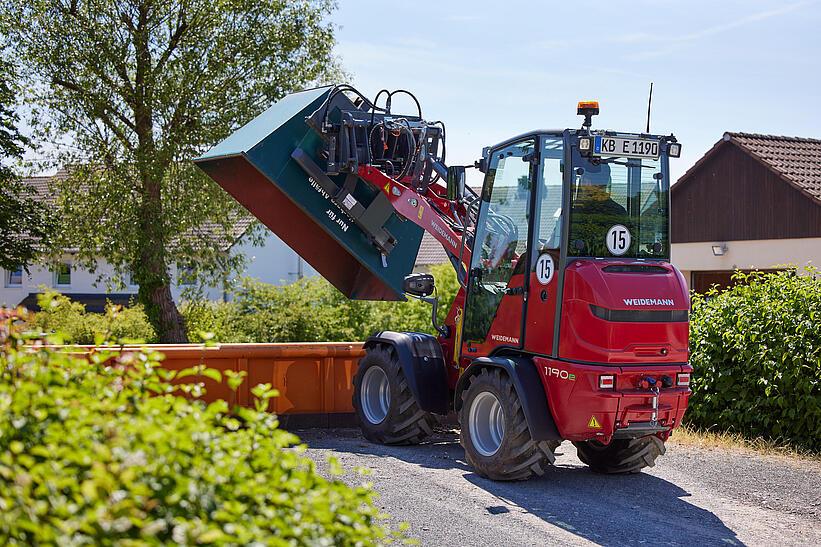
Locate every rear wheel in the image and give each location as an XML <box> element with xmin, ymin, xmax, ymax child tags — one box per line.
<box><xmin>573</xmin><ymin>436</ymin><xmax>666</xmax><ymax>474</ymax></box>
<box><xmin>352</xmin><ymin>345</ymin><xmax>436</xmax><ymax>445</ymax></box>
<box><xmin>460</xmin><ymin>368</ymin><xmax>558</xmax><ymax>481</ymax></box>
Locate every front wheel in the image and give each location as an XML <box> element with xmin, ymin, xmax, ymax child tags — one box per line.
<box><xmin>352</xmin><ymin>345</ymin><xmax>436</xmax><ymax>445</ymax></box>
<box><xmin>573</xmin><ymin>436</ymin><xmax>666</xmax><ymax>474</ymax></box>
<box><xmin>459</xmin><ymin>368</ymin><xmax>558</xmax><ymax>481</ymax></box>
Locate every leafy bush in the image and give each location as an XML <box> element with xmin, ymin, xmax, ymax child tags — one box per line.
<box><xmin>688</xmin><ymin>268</ymin><xmax>821</xmax><ymax>451</ymax></box>
<box><xmin>183</xmin><ymin>262</ymin><xmax>460</xmax><ymax>343</ymax></box>
<box><xmin>20</xmin><ymin>264</ymin><xmax>460</xmax><ymax>344</ymax></box>
<box><xmin>180</xmin><ymin>298</ymin><xmax>252</xmax><ymax>344</ymax></box>
<box><xmin>26</xmin><ymin>291</ymin><xmax>157</xmax><ymax>344</ymax></box>
<box><xmin>0</xmin><ymin>313</ymin><xmax>395</xmax><ymax>544</ymax></box>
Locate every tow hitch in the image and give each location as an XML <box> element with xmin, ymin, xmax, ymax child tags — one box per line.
<box><xmin>642</xmin><ymin>377</ymin><xmax>661</xmax><ymax>426</ymax></box>
<box><xmin>611</xmin><ymin>376</ymin><xmax>673</xmax><ymax>439</ymax></box>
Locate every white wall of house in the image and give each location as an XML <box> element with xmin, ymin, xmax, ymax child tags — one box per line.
<box><xmin>0</xmin><ymin>254</ymin><xmax>226</xmax><ymax>308</ymax></box>
<box><xmin>672</xmin><ymin>237</ymin><xmax>821</xmax><ymax>289</ymax></box>
<box><xmin>1</xmin><ymin>255</ymin><xmax>133</xmax><ymax>308</ymax></box>
<box><xmin>0</xmin><ymin>230</ymin><xmax>319</xmax><ymax>309</ymax></box>
<box><xmin>231</xmin><ymin>230</ymin><xmax>316</xmax><ymax>287</ymax></box>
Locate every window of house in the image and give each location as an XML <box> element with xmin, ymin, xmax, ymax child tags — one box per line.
<box><xmin>5</xmin><ymin>266</ymin><xmax>23</xmax><ymax>287</ymax></box>
<box><xmin>178</xmin><ymin>264</ymin><xmax>196</xmax><ymax>286</ymax></box>
<box><xmin>55</xmin><ymin>263</ymin><xmax>72</xmax><ymax>286</ymax></box>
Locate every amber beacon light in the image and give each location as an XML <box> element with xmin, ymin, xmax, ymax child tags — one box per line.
<box><xmin>576</xmin><ymin>100</ymin><xmax>600</xmax><ymax>115</ymax></box>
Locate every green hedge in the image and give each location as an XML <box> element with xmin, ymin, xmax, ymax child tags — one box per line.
<box><xmin>27</xmin><ymin>291</ymin><xmax>157</xmax><ymax>344</ymax></box>
<box><xmin>688</xmin><ymin>268</ymin><xmax>821</xmax><ymax>451</ymax></box>
<box><xmin>0</xmin><ymin>320</ymin><xmax>396</xmax><ymax>544</ymax></box>
<box><xmin>183</xmin><ymin>262</ymin><xmax>459</xmax><ymax>343</ymax></box>
<box><xmin>23</xmin><ymin>263</ymin><xmax>459</xmax><ymax>345</ymax></box>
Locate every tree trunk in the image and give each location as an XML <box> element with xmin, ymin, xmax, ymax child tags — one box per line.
<box><xmin>142</xmin><ymin>281</ymin><xmax>188</xmax><ymax>343</ymax></box>
<box><xmin>135</xmin><ymin>184</ymin><xmax>189</xmax><ymax>343</ymax></box>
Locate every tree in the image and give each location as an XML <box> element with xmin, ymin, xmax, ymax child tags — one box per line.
<box><xmin>2</xmin><ymin>0</ymin><xmax>339</xmax><ymax>341</ymax></box>
<box><xmin>0</xmin><ymin>60</ymin><xmax>54</xmax><ymax>271</ymax></box>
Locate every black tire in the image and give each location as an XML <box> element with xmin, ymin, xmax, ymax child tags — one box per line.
<box><xmin>352</xmin><ymin>345</ymin><xmax>436</xmax><ymax>445</ymax></box>
<box><xmin>459</xmin><ymin>368</ymin><xmax>559</xmax><ymax>481</ymax></box>
<box><xmin>573</xmin><ymin>436</ymin><xmax>666</xmax><ymax>474</ymax></box>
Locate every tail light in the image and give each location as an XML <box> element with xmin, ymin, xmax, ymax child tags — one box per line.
<box><xmin>677</xmin><ymin>373</ymin><xmax>691</xmax><ymax>387</ymax></box>
<box><xmin>599</xmin><ymin>375</ymin><xmax>615</xmax><ymax>389</ymax></box>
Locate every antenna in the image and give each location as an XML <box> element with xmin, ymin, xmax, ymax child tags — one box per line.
<box><xmin>645</xmin><ymin>82</ymin><xmax>654</xmax><ymax>133</ymax></box>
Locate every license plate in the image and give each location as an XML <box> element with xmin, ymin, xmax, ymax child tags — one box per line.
<box><xmin>594</xmin><ymin>136</ymin><xmax>659</xmax><ymax>159</ymax></box>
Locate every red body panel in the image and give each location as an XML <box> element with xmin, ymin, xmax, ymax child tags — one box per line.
<box><xmin>535</xmin><ymin>357</ymin><xmax>692</xmax><ymax>442</ymax></box>
<box><xmin>523</xmin><ymin>251</ymin><xmax>561</xmax><ymax>356</ymax></box>
<box><xmin>559</xmin><ymin>259</ymin><xmax>689</xmax><ymax>364</ymax></box>
<box><xmin>460</xmin><ymin>272</ymin><xmax>527</xmax><ymax>358</ymax></box>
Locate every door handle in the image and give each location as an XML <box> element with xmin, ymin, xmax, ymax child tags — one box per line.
<box><xmin>504</xmin><ymin>286</ymin><xmax>524</xmax><ymax>296</ymax></box>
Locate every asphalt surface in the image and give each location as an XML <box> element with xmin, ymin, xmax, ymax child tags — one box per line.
<box><xmin>297</xmin><ymin>427</ymin><xmax>821</xmax><ymax>546</ymax></box>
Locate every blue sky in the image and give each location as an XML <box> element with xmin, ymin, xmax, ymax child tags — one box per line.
<box><xmin>333</xmin><ymin>0</ymin><xmax>821</xmax><ymax>185</ymax></box>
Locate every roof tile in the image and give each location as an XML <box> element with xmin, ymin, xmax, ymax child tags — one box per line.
<box><xmin>415</xmin><ymin>231</ymin><xmax>450</xmax><ymax>267</ymax></box>
<box><xmin>19</xmin><ymin>171</ymin><xmax>254</xmax><ymax>252</ymax></box>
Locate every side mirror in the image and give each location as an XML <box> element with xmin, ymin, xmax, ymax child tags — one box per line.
<box><xmin>446</xmin><ymin>165</ymin><xmax>466</xmax><ymax>201</ymax></box>
<box><xmin>403</xmin><ymin>273</ymin><xmax>435</xmax><ymax>297</ymax></box>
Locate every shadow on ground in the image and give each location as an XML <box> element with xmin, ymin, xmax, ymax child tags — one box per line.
<box><xmin>300</xmin><ymin>428</ymin><xmax>743</xmax><ymax>546</ymax></box>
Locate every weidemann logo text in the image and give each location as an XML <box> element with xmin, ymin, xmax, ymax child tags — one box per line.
<box><xmin>623</xmin><ymin>298</ymin><xmax>675</xmax><ymax>306</ymax></box>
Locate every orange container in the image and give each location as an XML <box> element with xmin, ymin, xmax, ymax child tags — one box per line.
<box><xmin>57</xmin><ymin>343</ymin><xmax>365</xmax><ymax>425</ymax></box>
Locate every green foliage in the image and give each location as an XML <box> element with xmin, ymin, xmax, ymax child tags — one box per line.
<box><xmin>2</xmin><ymin>0</ymin><xmax>340</xmax><ymax>341</ymax></box>
<box><xmin>179</xmin><ymin>298</ymin><xmax>252</xmax><ymax>344</ymax></box>
<box><xmin>184</xmin><ymin>263</ymin><xmax>460</xmax><ymax>343</ymax></box>
<box><xmin>0</xmin><ymin>59</ymin><xmax>54</xmax><ymax>270</ymax></box>
<box><xmin>0</xmin><ymin>317</ymin><xmax>395</xmax><ymax>545</ymax></box>
<box><xmin>20</xmin><ymin>263</ymin><xmax>459</xmax><ymax>345</ymax></box>
<box><xmin>27</xmin><ymin>291</ymin><xmax>157</xmax><ymax>344</ymax></box>
<box><xmin>687</xmin><ymin>268</ymin><xmax>821</xmax><ymax>452</ymax></box>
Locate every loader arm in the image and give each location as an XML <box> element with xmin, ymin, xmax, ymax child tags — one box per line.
<box><xmin>357</xmin><ymin>165</ymin><xmax>472</xmax><ymax>274</ymax></box>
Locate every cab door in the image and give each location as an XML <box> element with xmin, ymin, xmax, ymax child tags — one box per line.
<box><xmin>461</xmin><ymin>138</ymin><xmax>536</xmax><ymax>359</ymax></box>
<box><xmin>523</xmin><ymin>135</ymin><xmax>564</xmax><ymax>356</ymax></box>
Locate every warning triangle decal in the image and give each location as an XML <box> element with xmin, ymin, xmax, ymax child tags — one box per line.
<box><xmin>587</xmin><ymin>415</ymin><xmax>602</xmax><ymax>429</ymax></box>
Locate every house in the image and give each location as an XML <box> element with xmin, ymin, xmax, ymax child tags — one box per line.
<box><xmin>670</xmin><ymin>133</ymin><xmax>821</xmax><ymax>293</ymax></box>
<box><xmin>414</xmin><ymin>232</ymin><xmax>451</xmax><ymax>271</ymax></box>
<box><xmin>0</xmin><ymin>171</ymin><xmax>318</xmax><ymax>310</ymax></box>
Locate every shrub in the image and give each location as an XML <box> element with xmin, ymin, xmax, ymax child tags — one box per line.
<box><xmin>183</xmin><ymin>262</ymin><xmax>460</xmax><ymax>343</ymax></box>
<box><xmin>26</xmin><ymin>291</ymin><xmax>157</xmax><ymax>344</ymax></box>
<box><xmin>0</xmin><ymin>314</ymin><xmax>395</xmax><ymax>544</ymax></box>
<box><xmin>687</xmin><ymin>268</ymin><xmax>821</xmax><ymax>451</ymax></box>
<box><xmin>20</xmin><ymin>263</ymin><xmax>460</xmax><ymax>345</ymax></box>
<box><xmin>181</xmin><ymin>299</ymin><xmax>251</xmax><ymax>344</ymax></box>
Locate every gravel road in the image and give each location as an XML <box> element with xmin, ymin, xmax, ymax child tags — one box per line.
<box><xmin>298</xmin><ymin>427</ymin><xmax>821</xmax><ymax>546</ymax></box>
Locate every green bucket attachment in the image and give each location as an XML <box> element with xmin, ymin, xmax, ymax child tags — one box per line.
<box><xmin>194</xmin><ymin>87</ymin><xmax>423</xmax><ymax>301</ymax></box>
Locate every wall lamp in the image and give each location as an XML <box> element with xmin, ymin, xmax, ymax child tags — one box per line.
<box><xmin>711</xmin><ymin>243</ymin><xmax>728</xmax><ymax>256</ymax></box>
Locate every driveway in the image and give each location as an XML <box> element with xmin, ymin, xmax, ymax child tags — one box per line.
<box><xmin>298</xmin><ymin>428</ymin><xmax>821</xmax><ymax>546</ymax></box>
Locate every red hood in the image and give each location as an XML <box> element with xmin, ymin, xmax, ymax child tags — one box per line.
<box><xmin>563</xmin><ymin>259</ymin><xmax>689</xmax><ymax>311</ymax></box>
<box><xmin>559</xmin><ymin>259</ymin><xmax>690</xmax><ymax>365</ymax></box>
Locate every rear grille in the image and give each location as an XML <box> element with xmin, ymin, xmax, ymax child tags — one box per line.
<box><xmin>590</xmin><ymin>304</ymin><xmax>688</xmax><ymax>323</ymax></box>
<box><xmin>602</xmin><ymin>265</ymin><xmax>669</xmax><ymax>274</ymax></box>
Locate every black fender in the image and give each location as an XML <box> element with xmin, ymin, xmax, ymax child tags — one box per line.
<box><xmin>364</xmin><ymin>331</ymin><xmax>450</xmax><ymax>415</ymax></box>
<box><xmin>454</xmin><ymin>356</ymin><xmax>561</xmax><ymax>441</ymax></box>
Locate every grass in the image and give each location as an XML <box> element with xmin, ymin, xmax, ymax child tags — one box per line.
<box><xmin>671</xmin><ymin>423</ymin><xmax>820</xmax><ymax>462</ymax></box>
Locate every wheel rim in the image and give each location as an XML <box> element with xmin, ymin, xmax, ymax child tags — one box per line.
<box><xmin>361</xmin><ymin>366</ymin><xmax>390</xmax><ymax>424</ymax></box>
<box><xmin>468</xmin><ymin>391</ymin><xmax>505</xmax><ymax>457</ymax></box>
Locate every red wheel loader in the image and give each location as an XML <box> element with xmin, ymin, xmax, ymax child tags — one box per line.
<box><xmin>195</xmin><ymin>85</ymin><xmax>691</xmax><ymax>480</ymax></box>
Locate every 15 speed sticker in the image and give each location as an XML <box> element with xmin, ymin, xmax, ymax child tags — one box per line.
<box><xmin>606</xmin><ymin>225</ymin><xmax>631</xmax><ymax>256</ymax></box>
<box><xmin>535</xmin><ymin>253</ymin><xmax>555</xmax><ymax>285</ymax></box>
